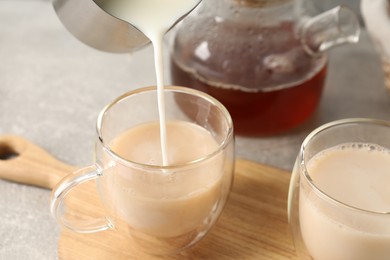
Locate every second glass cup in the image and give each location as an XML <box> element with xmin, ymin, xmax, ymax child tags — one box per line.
<box><xmin>288</xmin><ymin>118</ymin><xmax>390</xmax><ymax>260</ymax></box>
<box><xmin>50</xmin><ymin>86</ymin><xmax>235</xmax><ymax>255</ymax></box>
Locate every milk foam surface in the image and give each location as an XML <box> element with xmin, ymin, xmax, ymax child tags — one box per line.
<box><xmin>307</xmin><ymin>143</ymin><xmax>390</xmax><ymax>213</ymax></box>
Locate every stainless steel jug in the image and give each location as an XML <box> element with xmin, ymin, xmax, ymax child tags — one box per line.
<box><xmin>52</xmin><ymin>0</ymin><xmax>150</xmax><ymax>53</ymax></box>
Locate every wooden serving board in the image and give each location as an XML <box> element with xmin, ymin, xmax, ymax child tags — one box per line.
<box><xmin>0</xmin><ymin>135</ymin><xmax>297</xmax><ymax>259</ymax></box>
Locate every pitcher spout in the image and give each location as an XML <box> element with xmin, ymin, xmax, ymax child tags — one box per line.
<box><xmin>300</xmin><ymin>5</ymin><xmax>361</xmax><ymax>56</ymax></box>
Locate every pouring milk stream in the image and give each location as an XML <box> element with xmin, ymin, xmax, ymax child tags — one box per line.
<box><xmin>94</xmin><ymin>0</ymin><xmax>201</xmax><ymax>166</ymax></box>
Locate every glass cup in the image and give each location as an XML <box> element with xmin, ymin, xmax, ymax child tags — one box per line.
<box><xmin>50</xmin><ymin>86</ymin><xmax>235</xmax><ymax>256</ymax></box>
<box><xmin>288</xmin><ymin>118</ymin><xmax>390</xmax><ymax>260</ymax></box>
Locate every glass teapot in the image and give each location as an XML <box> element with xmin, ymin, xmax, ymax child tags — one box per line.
<box><xmin>170</xmin><ymin>0</ymin><xmax>360</xmax><ymax>136</ymax></box>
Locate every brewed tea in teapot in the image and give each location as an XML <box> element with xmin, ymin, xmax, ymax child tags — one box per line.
<box><xmin>170</xmin><ymin>0</ymin><xmax>360</xmax><ymax>136</ymax></box>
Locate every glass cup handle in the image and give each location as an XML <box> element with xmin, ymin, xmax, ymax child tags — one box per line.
<box><xmin>50</xmin><ymin>165</ymin><xmax>112</xmax><ymax>233</ymax></box>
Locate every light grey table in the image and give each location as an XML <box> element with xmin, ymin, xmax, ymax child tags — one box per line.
<box><xmin>0</xmin><ymin>1</ymin><xmax>389</xmax><ymax>259</ymax></box>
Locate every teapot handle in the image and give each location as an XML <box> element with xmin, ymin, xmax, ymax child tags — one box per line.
<box><xmin>300</xmin><ymin>5</ymin><xmax>360</xmax><ymax>56</ymax></box>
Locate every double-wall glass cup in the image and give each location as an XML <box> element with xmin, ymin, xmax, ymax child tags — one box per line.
<box><xmin>50</xmin><ymin>86</ymin><xmax>235</xmax><ymax>255</ymax></box>
<box><xmin>288</xmin><ymin>118</ymin><xmax>390</xmax><ymax>260</ymax></box>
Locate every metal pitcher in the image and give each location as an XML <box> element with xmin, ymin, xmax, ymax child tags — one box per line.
<box><xmin>52</xmin><ymin>0</ymin><xmax>150</xmax><ymax>53</ymax></box>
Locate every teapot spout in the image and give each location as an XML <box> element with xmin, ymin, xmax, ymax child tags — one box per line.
<box><xmin>300</xmin><ymin>5</ymin><xmax>360</xmax><ymax>56</ymax></box>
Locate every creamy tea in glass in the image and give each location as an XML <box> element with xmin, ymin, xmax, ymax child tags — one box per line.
<box><xmin>50</xmin><ymin>86</ymin><xmax>235</xmax><ymax>255</ymax></box>
<box><xmin>288</xmin><ymin>118</ymin><xmax>390</xmax><ymax>260</ymax></box>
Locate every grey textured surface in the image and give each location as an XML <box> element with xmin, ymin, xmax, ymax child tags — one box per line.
<box><xmin>0</xmin><ymin>0</ymin><xmax>389</xmax><ymax>259</ymax></box>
